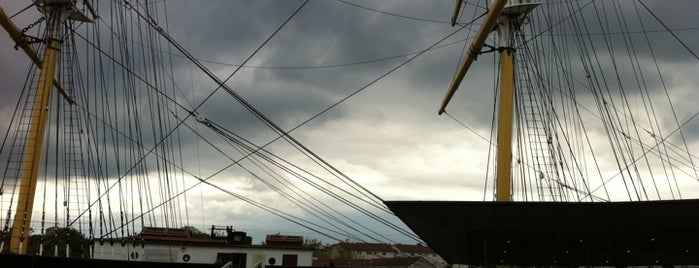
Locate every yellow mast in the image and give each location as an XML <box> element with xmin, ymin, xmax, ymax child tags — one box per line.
<box><xmin>440</xmin><ymin>1</ymin><xmax>539</xmax><ymax>202</ymax></box>
<box><xmin>10</xmin><ymin>36</ymin><xmax>60</xmax><ymax>254</ymax></box>
<box><xmin>495</xmin><ymin>47</ymin><xmax>515</xmax><ymax>202</ymax></box>
<box><xmin>3</xmin><ymin>0</ymin><xmax>91</xmax><ymax>254</ymax></box>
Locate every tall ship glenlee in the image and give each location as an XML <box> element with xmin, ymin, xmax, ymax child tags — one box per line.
<box><xmin>2</xmin><ymin>0</ymin><xmax>699</xmax><ymax>267</ymax></box>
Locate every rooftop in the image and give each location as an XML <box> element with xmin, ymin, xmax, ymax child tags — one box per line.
<box><xmin>313</xmin><ymin>257</ymin><xmax>425</xmax><ymax>267</ymax></box>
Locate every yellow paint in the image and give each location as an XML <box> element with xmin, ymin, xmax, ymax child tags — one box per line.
<box><xmin>10</xmin><ymin>38</ymin><xmax>61</xmax><ymax>254</ymax></box>
<box><xmin>496</xmin><ymin>49</ymin><xmax>515</xmax><ymax>202</ymax></box>
<box><xmin>439</xmin><ymin>0</ymin><xmax>508</xmax><ymax>114</ymax></box>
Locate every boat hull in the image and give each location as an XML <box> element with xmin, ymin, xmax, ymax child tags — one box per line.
<box><xmin>385</xmin><ymin>199</ymin><xmax>699</xmax><ymax>265</ymax></box>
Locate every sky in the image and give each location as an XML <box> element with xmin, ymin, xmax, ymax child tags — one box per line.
<box><xmin>1</xmin><ymin>0</ymin><xmax>699</xmax><ymax>245</ymax></box>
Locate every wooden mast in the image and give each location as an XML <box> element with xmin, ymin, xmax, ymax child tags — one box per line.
<box><xmin>2</xmin><ymin>0</ymin><xmax>91</xmax><ymax>254</ymax></box>
<box><xmin>440</xmin><ymin>1</ymin><xmax>539</xmax><ymax>201</ymax></box>
<box><xmin>495</xmin><ymin>31</ymin><xmax>515</xmax><ymax>201</ymax></box>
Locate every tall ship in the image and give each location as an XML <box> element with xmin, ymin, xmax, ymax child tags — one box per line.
<box><xmin>388</xmin><ymin>0</ymin><xmax>699</xmax><ymax>266</ymax></box>
<box><xmin>1</xmin><ymin>0</ymin><xmax>698</xmax><ymax>267</ymax></box>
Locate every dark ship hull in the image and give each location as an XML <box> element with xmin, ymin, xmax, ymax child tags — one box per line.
<box><xmin>386</xmin><ymin>199</ymin><xmax>699</xmax><ymax>266</ymax></box>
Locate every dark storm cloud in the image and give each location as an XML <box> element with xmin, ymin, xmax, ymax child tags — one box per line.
<box><xmin>136</xmin><ymin>0</ymin><xmax>469</xmax><ymax>144</ymax></box>
<box><xmin>220</xmin><ymin>0</ymin><xmax>463</xmax><ymax>128</ymax></box>
<box><xmin>2</xmin><ymin>0</ymin><xmax>697</xmax><ymax>187</ymax></box>
<box><xmin>1</xmin><ymin>0</ymin><xmax>699</xmax><ymax>245</ymax></box>
<box><xmin>161</xmin><ymin>1</ymin><xmax>307</xmax><ymax>61</ymax></box>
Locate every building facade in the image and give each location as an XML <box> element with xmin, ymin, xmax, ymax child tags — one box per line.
<box><xmin>313</xmin><ymin>256</ymin><xmax>436</xmax><ymax>268</ymax></box>
<box><xmin>92</xmin><ymin>226</ymin><xmax>313</xmax><ymax>268</ymax></box>
<box><xmin>325</xmin><ymin>243</ymin><xmax>446</xmax><ymax>268</ymax></box>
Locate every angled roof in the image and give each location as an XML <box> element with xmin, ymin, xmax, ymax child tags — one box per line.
<box><xmin>335</xmin><ymin>242</ymin><xmax>396</xmax><ymax>252</ymax></box>
<box><xmin>385</xmin><ymin>199</ymin><xmax>699</xmax><ymax>266</ymax></box>
<box><xmin>313</xmin><ymin>257</ymin><xmax>425</xmax><ymax>267</ymax></box>
<box><xmin>394</xmin><ymin>244</ymin><xmax>436</xmax><ymax>254</ymax></box>
<box><xmin>331</xmin><ymin>242</ymin><xmax>436</xmax><ymax>254</ymax></box>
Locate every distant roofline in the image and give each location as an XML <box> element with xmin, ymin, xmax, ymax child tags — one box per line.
<box><xmin>93</xmin><ymin>237</ymin><xmax>313</xmax><ymax>250</ymax></box>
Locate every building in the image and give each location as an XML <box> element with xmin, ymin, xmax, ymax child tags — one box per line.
<box><xmin>327</xmin><ymin>243</ymin><xmax>396</xmax><ymax>259</ymax></box>
<box><xmin>325</xmin><ymin>243</ymin><xmax>446</xmax><ymax>268</ymax></box>
<box><xmin>313</xmin><ymin>257</ymin><xmax>435</xmax><ymax>268</ymax></box>
<box><xmin>92</xmin><ymin>226</ymin><xmax>313</xmax><ymax>268</ymax></box>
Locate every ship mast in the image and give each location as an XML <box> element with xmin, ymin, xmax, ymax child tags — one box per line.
<box><xmin>440</xmin><ymin>0</ymin><xmax>538</xmax><ymax>201</ymax></box>
<box><xmin>2</xmin><ymin>0</ymin><xmax>90</xmax><ymax>254</ymax></box>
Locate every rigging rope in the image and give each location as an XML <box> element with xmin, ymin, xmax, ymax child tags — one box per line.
<box><xmin>66</xmin><ymin>0</ymin><xmax>497</xmax><ymax>245</ymax></box>
<box><xmin>4</xmin><ymin>0</ymin><xmax>699</xmax><ymax>250</ymax></box>
<box><xmin>85</xmin><ymin>0</ymin><xmax>490</xmax><ymax>244</ymax></box>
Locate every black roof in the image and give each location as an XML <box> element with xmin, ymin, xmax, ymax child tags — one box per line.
<box><xmin>385</xmin><ymin>199</ymin><xmax>699</xmax><ymax>266</ymax></box>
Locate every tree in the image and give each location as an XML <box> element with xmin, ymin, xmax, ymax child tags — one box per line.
<box><xmin>185</xmin><ymin>226</ymin><xmax>210</xmax><ymax>238</ymax></box>
<box><xmin>0</xmin><ymin>228</ymin><xmax>10</xmax><ymax>253</ymax></box>
<box><xmin>26</xmin><ymin>227</ymin><xmax>91</xmax><ymax>258</ymax></box>
<box><xmin>304</xmin><ymin>238</ymin><xmax>330</xmax><ymax>258</ymax></box>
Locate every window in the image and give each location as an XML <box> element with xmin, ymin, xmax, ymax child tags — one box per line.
<box><xmin>216</xmin><ymin>253</ymin><xmax>246</xmax><ymax>268</ymax></box>
<box><xmin>282</xmin><ymin>254</ymin><xmax>298</xmax><ymax>266</ymax></box>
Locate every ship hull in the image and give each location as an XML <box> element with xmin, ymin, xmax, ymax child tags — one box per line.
<box><xmin>386</xmin><ymin>199</ymin><xmax>699</xmax><ymax>265</ymax></box>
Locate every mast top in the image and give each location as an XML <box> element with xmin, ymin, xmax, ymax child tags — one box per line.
<box><xmin>502</xmin><ymin>0</ymin><xmax>540</xmax><ymax>16</ymax></box>
<box><xmin>36</xmin><ymin>0</ymin><xmax>93</xmax><ymax>22</ymax></box>
<box><xmin>438</xmin><ymin>0</ymin><xmax>540</xmax><ymax>115</ymax></box>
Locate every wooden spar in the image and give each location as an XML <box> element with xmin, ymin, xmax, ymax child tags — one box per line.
<box><xmin>10</xmin><ymin>36</ymin><xmax>61</xmax><ymax>255</ymax></box>
<box><xmin>438</xmin><ymin>0</ymin><xmax>508</xmax><ymax>115</ymax></box>
<box><xmin>4</xmin><ymin>0</ymin><xmax>91</xmax><ymax>253</ymax></box>
<box><xmin>440</xmin><ymin>0</ymin><xmax>511</xmax><ymax>201</ymax></box>
<box><xmin>0</xmin><ymin>6</ymin><xmax>42</xmax><ymax>64</ymax></box>
<box><xmin>0</xmin><ymin>6</ymin><xmax>75</xmax><ymax>104</ymax></box>
<box><xmin>440</xmin><ymin>1</ymin><xmax>540</xmax><ymax>201</ymax></box>
<box><xmin>83</xmin><ymin>0</ymin><xmax>98</xmax><ymax>19</ymax></box>
<box><xmin>450</xmin><ymin>0</ymin><xmax>463</xmax><ymax>27</ymax></box>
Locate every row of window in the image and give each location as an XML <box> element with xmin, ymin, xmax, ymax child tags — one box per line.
<box><xmin>363</xmin><ymin>251</ymin><xmax>436</xmax><ymax>257</ymax></box>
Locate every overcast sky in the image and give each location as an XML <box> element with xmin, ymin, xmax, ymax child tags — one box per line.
<box><xmin>1</xmin><ymin>0</ymin><xmax>698</xmax><ymax>245</ymax></box>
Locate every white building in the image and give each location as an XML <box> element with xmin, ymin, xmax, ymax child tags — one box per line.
<box><xmin>326</xmin><ymin>243</ymin><xmax>447</xmax><ymax>268</ymax></box>
<box><xmin>93</xmin><ymin>226</ymin><xmax>313</xmax><ymax>268</ymax></box>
